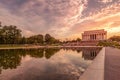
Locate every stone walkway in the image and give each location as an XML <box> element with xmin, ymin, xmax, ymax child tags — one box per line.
<box><xmin>80</xmin><ymin>47</ymin><xmax>120</xmax><ymax>80</ymax></box>
<box><xmin>105</xmin><ymin>47</ymin><xmax>120</xmax><ymax>80</ymax></box>
<box><xmin>79</xmin><ymin>48</ymin><xmax>105</xmax><ymax>80</ymax></box>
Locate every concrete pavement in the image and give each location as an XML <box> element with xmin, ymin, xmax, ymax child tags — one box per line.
<box><xmin>105</xmin><ymin>47</ymin><xmax>120</xmax><ymax>80</ymax></box>
<box><xmin>80</xmin><ymin>47</ymin><xmax>120</xmax><ymax>80</ymax></box>
<box><xmin>79</xmin><ymin>48</ymin><xmax>105</xmax><ymax>80</ymax></box>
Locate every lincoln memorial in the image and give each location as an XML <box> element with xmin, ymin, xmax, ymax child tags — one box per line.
<box><xmin>82</xmin><ymin>29</ymin><xmax>107</xmax><ymax>41</ymax></box>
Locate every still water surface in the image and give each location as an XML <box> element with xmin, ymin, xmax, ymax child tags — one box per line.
<box><xmin>0</xmin><ymin>47</ymin><xmax>102</xmax><ymax>80</ymax></box>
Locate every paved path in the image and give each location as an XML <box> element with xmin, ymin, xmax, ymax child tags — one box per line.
<box><xmin>105</xmin><ymin>47</ymin><xmax>120</xmax><ymax>80</ymax></box>
<box><xmin>80</xmin><ymin>47</ymin><xmax>120</xmax><ymax>80</ymax></box>
<box><xmin>79</xmin><ymin>48</ymin><xmax>105</xmax><ymax>80</ymax></box>
<box><xmin>0</xmin><ymin>46</ymin><xmax>102</xmax><ymax>50</ymax></box>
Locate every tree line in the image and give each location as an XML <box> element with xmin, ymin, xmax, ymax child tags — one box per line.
<box><xmin>0</xmin><ymin>22</ymin><xmax>60</xmax><ymax>45</ymax></box>
<box><xmin>97</xmin><ymin>36</ymin><xmax>120</xmax><ymax>48</ymax></box>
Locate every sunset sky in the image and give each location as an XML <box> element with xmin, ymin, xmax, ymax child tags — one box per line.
<box><xmin>0</xmin><ymin>0</ymin><xmax>120</xmax><ymax>40</ymax></box>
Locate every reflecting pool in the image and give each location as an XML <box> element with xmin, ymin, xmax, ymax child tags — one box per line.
<box><xmin>0</xmin><ymin>47</ymin><xmax>102</xmax><ymax>80</ymax></box>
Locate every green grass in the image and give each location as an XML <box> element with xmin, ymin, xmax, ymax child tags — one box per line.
<box><xmin>97</xmin><ymin>41</ymin><xmax>120</xmax><ymax>49</ymax></box>
<box><xmin>0</xmin><ymin>44</ymin><xmax>27</xmax><ymax>48</ymax></box>
<box><xmin>0</xmin><ymin>44</ymin><xmax>61</xmax><ymax>49</ymax></box>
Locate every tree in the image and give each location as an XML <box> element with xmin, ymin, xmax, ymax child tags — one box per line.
<box><xmin>0</xmin><ymin>22</ymin><xmax>61</xmax><ymax>45</ymax></box>
<box><xmin>0</xmin><ymin>22</ymin><xmax>1</xmax><ymax>27</ymax></box>
<box><xmin>45</xmin><ymin>34</ymin><xmax>59</xmax><ymax>44</ymax></box>
<box><xmin>97</xmin><ymin>41</ymin><xmax>120</xmax><ymax>47</ymax></box>
<box><xmin>109</xmin><ymin>36</ymin><xmax>120</xmax><ymax>42</ymax></box>
<box><xmin>0</xmin><ymin>27</ymin><xmax>4</xmax><ymax>44</ymax></box>
<box><xmin>76</xmin><ymin>38</ymin><xmax>81</xmax><ymax>42</ymax></box>
<box><xmin>0</xmin><ymin>24</ymin><xmax>22</xmax><ymax>44</ymax></box>
<box><xmin>2</xmin><ymin>25</ymin><xmax>22</xmax><ymax>44</ymax></box>
<box><xmin>27</xmin><ymin>34</ymin><xmax>43</xmax><ymax>44</ymax></box>
<box><xmin>19</xmin><ymin>37</ymin><xmax>27</xmax><ymax>44</ymax></box>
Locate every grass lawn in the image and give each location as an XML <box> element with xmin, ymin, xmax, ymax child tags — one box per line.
<box><xmin>0</xmin><ymin>44</ymin><xmax>27</xmax><ymax>48</ymax></box>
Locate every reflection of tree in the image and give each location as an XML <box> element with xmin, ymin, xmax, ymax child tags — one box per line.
<box><xmin>27</xmin><ymin>49</ymin><xmax>44</xmax><ymax>58</ymax></box>
<box><xmin>62</xmin><ymin>47</ymin><xmax>82</xmax><ymax>53</ymax></box>
<box><xmin>0</xmin><ymin>48</ymin><xmax>60</xmax><ymax>74</ymax></box>
<box><xmin>76</xmin><ymin>49</ymin><xmax>82</xmax><ymax>53</ymax></box>
<box><xmin>0</xmin><ymin>67</ymin><xmax>2</xmax><ymax>74</ymax></box>
<box><xmin>45</xmin><ymin>48</ymin><xmax>60</xmax><ymax>59</ymax></box>
<box><xmin>0</xmin><ymin>49</ymin><xmax>21</xmax><ymax>70</ymax></box>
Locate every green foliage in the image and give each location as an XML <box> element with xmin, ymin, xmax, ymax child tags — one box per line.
<box><xmin>19</xmin><ymin>37</ymin><xmax>27</xmax><ymax>44</ymax></box>
<box><xmin>109</xmin><ymin>36</ymin><xmax>120</xmax><ymax>42</ymax></box>
<box><xmin>45</xmin><ymin>48</ymin><xmax>60</xmax><ymax>59</ymax></box>
<box><xmin>97</xmin><ymin>41</ymin><xmax>120</xmax><ymax>47</ymax></box>
<box><xmin>45</xmin><ymin>34</ymin><xmax>60</xmax><ymax>45</ymax></box>
<box><xmin>62</xmin><ymin>38</ymin><xmax>81</xmax><ymax>44</ymax></box>
<box><xmin>98</xmin><ymin>36</ymin><xmax>120</xmax><ymax>49</ymax></box>
<box><xmin>76</xmin><ymin>38</ymin><xmax>81</xmax><ymax>42</ymax></box>
<box><xmin>0</xmin><ymin>48</ymin><xmax>60</xmax><ymax>71</ymax></box>
<box><xmin>0</xmin><ymin>25</ymin><xmax>21</xmax><ymax>44</ymax></box>
<box><xmin>0</xmin><ymin>22</ymin><xmax>60</xmax><ymax>45</ymax></box>
<box><xmin>27</xmin><ymin>34</ymin><xmax>44</xmax><ymax>44</ymax></box>
<box><xmin>97</xmin><ymin>35</ymin><xmax>120</xmax><ymax>48</ymax></box>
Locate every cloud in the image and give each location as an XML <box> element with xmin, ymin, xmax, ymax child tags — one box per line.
<box><xmin>67</xmin><ymin>2</ymin><xmax>120</xmax><ymax>39</ymax></box>
<box><xmin>0</xmin><ymin>0</ymin><xmax>88</xmax><ymax>39</ymax></box>
<box><xmin>98</xmin><ymin>0</ymin><xmax>113</xmax><ymax>3</ymax></box>
<box><xmin>0</xmin><ymin>0</ymin><xmax>119</xmax><ymax>39</ymax></box>
<box><xmin>0</xmin><ymin>4</ymin><xmax>36</xmax><ymax>37</ymax></box>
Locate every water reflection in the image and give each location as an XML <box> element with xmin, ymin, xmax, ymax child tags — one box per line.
<box><xmin>0</xmin><ymin>47</ymin><xmax>102</xmax><ymax>80</ymax></box>
<box><xmin>63</xmin><ymin>47</ymin><xmax>102</xmax><ymax>60</ymax></box>
<box><xmin>0</xmin><ymin>48</ymin><xmax>60</xmax><ymax>70</ymax></box>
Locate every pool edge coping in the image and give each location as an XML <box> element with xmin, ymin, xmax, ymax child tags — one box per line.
<box><xmin>79</xmin><ymin>47</ymin><xmax>105</xmax><ymax>80</ymax></box>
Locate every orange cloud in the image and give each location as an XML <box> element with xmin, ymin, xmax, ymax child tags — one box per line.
<box><xmin>66</xmin><ymin>2</ymin><xmax>120</xmax><ymax>39</ymax></box>
<box><xmin>0</xmin><ymin>0</ymin><xmax>119</xmax><ymax>40</ymax></box>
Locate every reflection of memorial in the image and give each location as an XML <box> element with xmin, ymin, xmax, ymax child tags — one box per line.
<box><xmin>82</xmin><ymin>47</ymin><xmax>102</xmax><ymax>60</ymax></box>
<box><xmin>62</xmin><ymin>47</ymin><xmax>102</xmax><ymax>60</ymax></box>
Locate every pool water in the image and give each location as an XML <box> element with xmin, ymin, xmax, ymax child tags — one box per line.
<box><xmin>0</xmin><ymin>47</ymin><xmax>102</xmax><ymax>80</ymax></box>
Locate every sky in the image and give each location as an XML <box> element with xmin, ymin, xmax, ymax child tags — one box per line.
<box><xmin>0</xmin><ymin>0</ymin><xmax>120</xmax><ymax>40</ymax></box>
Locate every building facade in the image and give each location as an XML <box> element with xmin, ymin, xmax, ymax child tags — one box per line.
<box><xmin>82</xmin><ymin>29</ymin><xmax>107</xmax><ymax>41</ymax></box>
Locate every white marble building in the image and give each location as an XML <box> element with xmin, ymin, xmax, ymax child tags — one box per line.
<box><xmin>82</xmin><ymin>29</ymin><xmax>107</xmax><ymax>41</ymax></box>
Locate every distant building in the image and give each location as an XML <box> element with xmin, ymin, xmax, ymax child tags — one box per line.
<box><xmin>82</xmin><ymin>29</ymin><xmax>107</xmax><ymax>41</ymax></box>
<box><xmin>63</xmin><ymin>29</ymin><xmax>107</xmax><ymax>46</ymax></box>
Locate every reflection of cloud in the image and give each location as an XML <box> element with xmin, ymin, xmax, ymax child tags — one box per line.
<box><xmin>98</xmin><ymin>0</ymin><xmax>113</xmax><ymax>3</ymax></box>
<box><xmin>0</xmin><ymin>0</ymin><xmax>119</xmax><ymax>39</ymax></box>
<box><xmin>1</xmin><ymin>49</ymin><xmax>87</xmax><ymax>80</ymax></box>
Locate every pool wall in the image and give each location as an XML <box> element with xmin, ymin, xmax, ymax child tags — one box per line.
<box><xmin>79</xmin><ymin>47</ymin><xmax>105</xmax><ymax>80</ymax></box>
